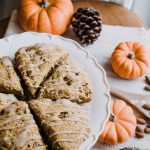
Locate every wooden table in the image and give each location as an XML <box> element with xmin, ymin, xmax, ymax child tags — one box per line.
<box><xmin>73</xmin><ymin>1</ymin><xmax>146</xmax><ymax>27</ymax></box>
<box><xmin>0</xmin><ymin>17</ymin><xmax>9</xmax><ymax>38</ymax></box>
<box><xmin>0</xmin><ymin>1</ymin><xmax>146</xmax><ymax>38</ymax></box>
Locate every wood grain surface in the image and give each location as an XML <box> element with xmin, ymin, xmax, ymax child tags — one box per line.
<box><xmin>73</xmin><ymin>1</ymin><xmax>146</xmax><ymax>27</ymax></box>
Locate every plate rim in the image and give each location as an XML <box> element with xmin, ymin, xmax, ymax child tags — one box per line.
<box><xmin>1</xmin><ymin>31</ymin><xmax>111</xmax><ymax>149</ymax></box>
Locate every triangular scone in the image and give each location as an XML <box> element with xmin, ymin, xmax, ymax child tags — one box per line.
<box><xmin>0</xmin><ymin>99</ymin><xmax>47</xmax><ymax>149</ymax></box>
<box><xmin>0</xmin><ymin>56</ymin><xmax>24</xmax><ymax>98</ymax></box>
<box><xmin>15</xmin><ymin>43</ymin><xmax>68</xmax><ymax>97</ymax></box>
<box><xmin>29</xmin><ymin>99</ymin><xmax>90</xmax><ymax>150</ymax></box>
<box><xmin>38</xmin><ymin>60</ymin><xmax>93</xmax><ymax>104</ymax></box>
<box><xmin>0</xmin><ymin>93</ymin><xmax>17</xmax><ymax>111</ymax></box>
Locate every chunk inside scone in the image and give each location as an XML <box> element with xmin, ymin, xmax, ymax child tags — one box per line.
<box><xmin>15</xmin><ymin>43</ymin><xmax>68</xmax><ymax>97</ymax></box>
<box><xmin>29</xmin><ymin>98</ymin><xmax>90</xmax><ymax>150</ymax></box>
<box><xmin>38</xmin><ymin>60</ymin><xmax>93</xmax><ymax>104</ymax></box>
<box><xmin>0</xmin><ymin>56</ymin><xmax>24</xmax><ymax>98</ymax></box>
<box><xmin>0</xmin><ymin>96</ymin><xmax>47</xmax><ymax>149</ymax></box>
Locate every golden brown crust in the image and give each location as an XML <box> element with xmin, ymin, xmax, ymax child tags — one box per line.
<box><xmin>38</xmin><ymin>60</ymin><xmax>93</xmax><ymax>104</ymax></box>
<box><xmin>0</xmin><ymin>56</ymin><xmax>24</xmax><ymax>98</ymax></box>
<box><xmin>0</xmin><ymin>99</ymin><xmax>47</xmax><ymax>149</ymax></box>
<box><xmin>15</xmin><ymin>43</ymin><xmax>68</xmax><ymax>97</ymax></box>
<box><xmin>29</xmin><ymin>98</ymin><xmax>90</xmax><ymax>150</ymax></box>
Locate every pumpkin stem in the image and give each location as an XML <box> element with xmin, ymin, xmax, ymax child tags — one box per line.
<box><xmin>127</xmin><ymin>52</ymin><xmax>135</xmax><ymax>59</ymax></box>
<box><xmin>109</xmin><ymin>113</ymin><xmax>117</xmax><ymax>122</ymax></box>
<box><xmin>41</xmin><ymin>0</ymin><xmax>49</xmax><ymax>8</ymax></box>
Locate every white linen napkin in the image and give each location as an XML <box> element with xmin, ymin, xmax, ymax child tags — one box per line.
<box><xmin>4</xmin><ymin>10</ymin><xmax>150</xmax><ymax>150</ymax></box>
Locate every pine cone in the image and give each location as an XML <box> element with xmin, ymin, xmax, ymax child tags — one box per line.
<box><xmin>71</xmin><ymin>8</ymin><xmax>102</xmax><ymax>45</ymax></box>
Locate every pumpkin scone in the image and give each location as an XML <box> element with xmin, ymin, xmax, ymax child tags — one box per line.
<box><xmin>0</xmin><ymin>99</ymin><xmax>47</xmax><ymax>149</ymax></box>
<box><xmin>15</xmin><ymin>43</ymin><xmax>68</xmax><ymax>97</ymax></box>
<box><xmin>38</xmin><ymin>60</ymin><xmax>93</xmax><ymax>104</ymax></box>
<box><xmin>0</xmin><ymin>56</ymin><xmax>24</xmax><ymax>98</ymax></box>
<box><xmin>29</xmin><ymin>98</ymin><xmax>91</xmax><ymax>150</ymax></box>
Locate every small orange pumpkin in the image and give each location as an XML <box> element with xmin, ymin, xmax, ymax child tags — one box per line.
<box><xmin>18</xmin><ymin>0</ymin><xmax>74</xmax><ymax>35</ymax></box>
<box><xmin>111</xmin><ymin>41</ymin><xmax>150</xmax><ymax>79</ymax></box>
<box><xmin>99</xmin><ymin>99</ymin><xmax>136</xmax><ymax>145</ymax></box>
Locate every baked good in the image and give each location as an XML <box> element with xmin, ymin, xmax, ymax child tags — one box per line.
<box><xmin>15</xmin><ymin>43</ymin><xmax>68</xmax><ymax>97</ymax></box>
<box><xmin>0</xmin><ymin>44</ymin><xmax>92</xmax><ymax>149</ymax></box>
<box><xmin>38</xmin><ymin>60</ymin><xmax>93</xmax><ymax>104</ymax></box>
<box><xmin>29</xmin><ymin>98</ymin><xmax>90</xmax><ymax>150</ymax></box>
<box><xmin>0</xmin><ymin>99</ymin><xmax>47</xmax><ymax>149</ymax></box>
<box><xmin>0</xmin><ymin>56</ymin><xmax>24</xmax><ymax>98</ymax></box>
<box><xmin>0</xmin><ymin>93</ymin><xmax>17</xmax><ymax>111</ymax></box>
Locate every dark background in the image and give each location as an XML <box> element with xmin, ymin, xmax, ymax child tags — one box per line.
<box><xmin>0</xmin><ymin>0</ymin><xmax>19</xmax><ymax>20</ymax></box>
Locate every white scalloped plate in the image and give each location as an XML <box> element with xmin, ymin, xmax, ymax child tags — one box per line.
<box><xmin>0</xmin><ymin>32</ymin><xmax>111</xmax><ymax>150</ymax></box>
